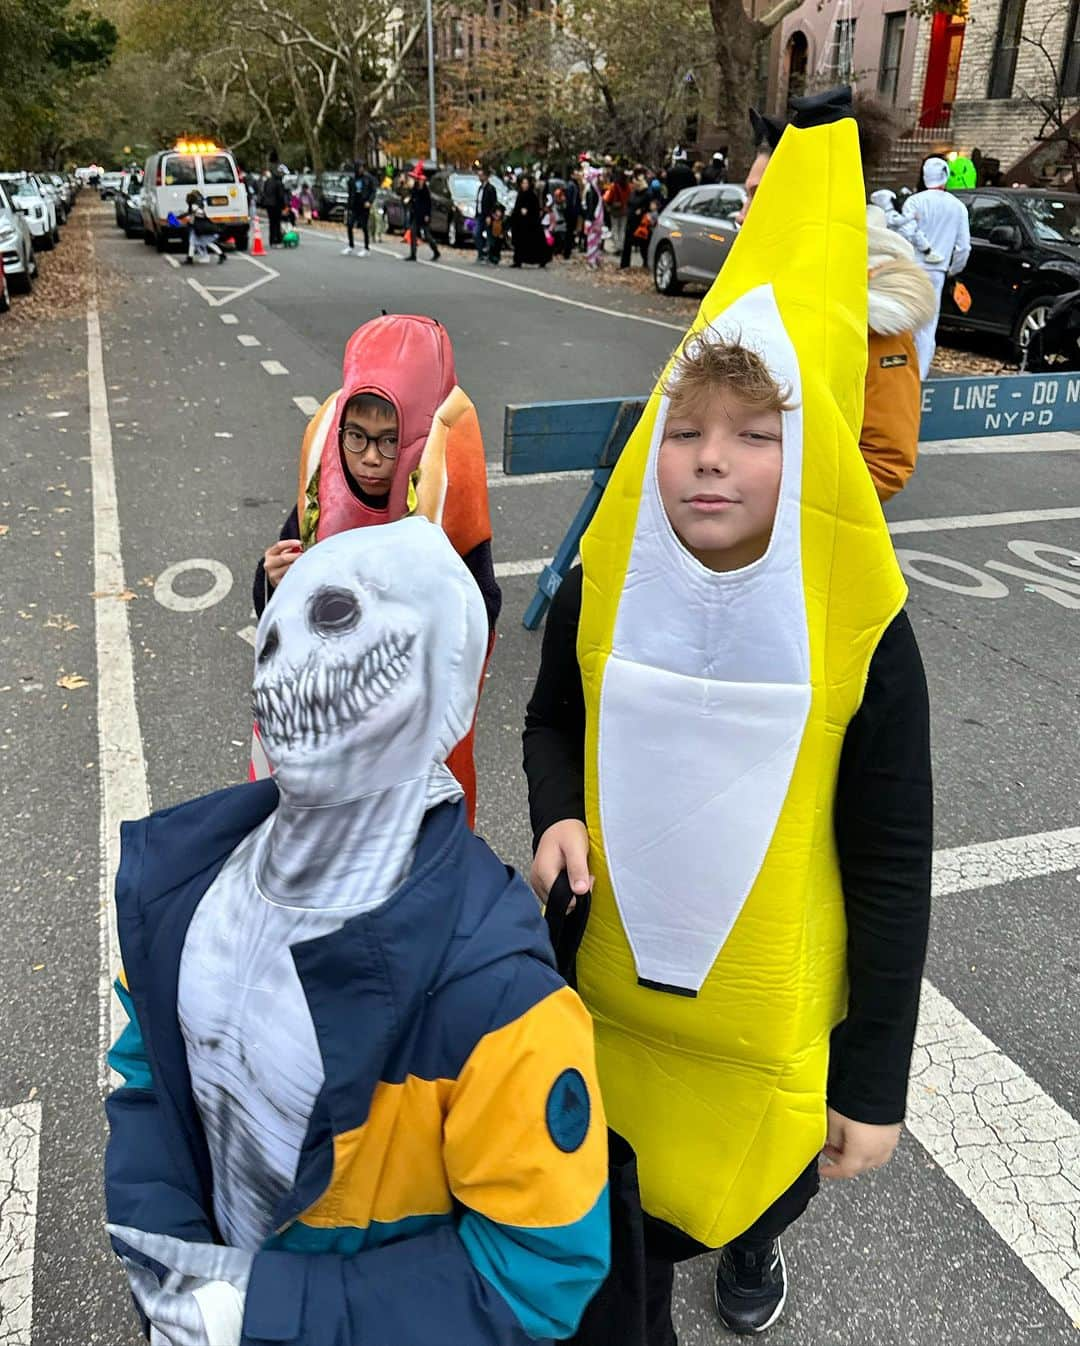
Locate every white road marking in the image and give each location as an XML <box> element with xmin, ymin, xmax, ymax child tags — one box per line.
<box><xmin>164</xmin><ymin>255</ymin><xmax>180</xmax><ymax>269</ymax></box>
<box><xmin>367</xmin><ymin>242</ymin><xmax>686</xmax><ymax>333</ymax></box>
<box><xmin>237</xmin><ymin>625</ymin><xmax>257</xmax><ymax>648</ymax></box>
<box><xmin>87</xmin><ymin>236</ymin><xmax>151</xmax><ymax>1095</ymax></box>
<box><xmin>153</xmin><ymin>559</ymin><xmax>234</xmax><ymax>613</ymax></box>
<box><xmin>490</xmin><ymin>506</ymin><xmax>1080</xmax><ymax>582</ymax></box>
<box><xmin>920</xmin><ymin>432</ymin><xmax>1080</xmax><ymax>456</ymax></box>
<box><xmin>0</xmin><ymin>1101</ymin><xmax>41</xmax><ymax>1346</ymax></box>
<box><xmin>487</xmin><ymin>468</ymin><xmax>592</xmax><ymax>489</ymax></box>
<box><xmin>220</xmin><ymin>313</ymin><xmax>239</xmax><ymax>325</ymax></box>
<box><xmin>292</xmin><ymin>395</ymin><xmax>323</xmax><ymax>417</ymax></box>
<box><xmin>237</xmin><ymin>334</ymin><xmax>261</xmax><ymax>347</ymax></box>
<box><xmin>186</xmin><ymin>254</ymin><xmax>279</xmax><ymax>309</ymax></box>
<box><xmin>890</xmin><ymin>506</ymin><xmax>1080</xmax><ymax>535</ymax></box>
<box><xmin>934</xmin><ymin>825</ymin><xmax>1080</xmax><ymax>897</ymax></box>
<box><xmin>260</xmin><ymin>359</ymin><xmax>289</xmax><ymax>376</ymax></box>
<box><xmin>908</xmin><ymin>985</ymin><xmax>1080</xmax><ymax>1325</ymax></box>
<box><xmin>494</xmin><ymin>557</ymin><xmax>554</xmax><ymax>578</ymax></box>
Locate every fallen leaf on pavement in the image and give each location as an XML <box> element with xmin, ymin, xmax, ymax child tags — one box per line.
<box><xmin>57</xmin><ymin>673</ymin><xmax>89</xmax><ymax>690</ymax></box>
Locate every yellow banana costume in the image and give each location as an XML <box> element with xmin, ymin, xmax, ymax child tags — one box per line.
<box><xmin>576</xmin><ymin>118</ymin><xmax>907</xmax><ymax>1247</ymax></box>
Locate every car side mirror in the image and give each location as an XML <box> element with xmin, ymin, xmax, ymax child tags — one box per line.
<box><xmin>988</xmin><ymin>224</ymin><xmax>1021</xmax><ymax>249</ymax></box>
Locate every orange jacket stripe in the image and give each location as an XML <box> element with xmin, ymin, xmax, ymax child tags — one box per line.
<box><xmin>445</xmin><ymin>986</ymin><xmax>607</xmax><ymax>1229</ymax></box>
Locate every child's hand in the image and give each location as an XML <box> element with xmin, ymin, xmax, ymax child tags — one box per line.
<box><xmin>265</xmin><ymin>540</ymin><xmax>302</xmax><ymax>587</ymax></box>
<box><xmin>530</xmin><ymin>820</ymin><xmax>593</xmax><ymax>904</ymax></box>
<box><xmin>819</xmin><ymin>1109</ymin><xmax>902</xmax><ymax>1180</ymax></box>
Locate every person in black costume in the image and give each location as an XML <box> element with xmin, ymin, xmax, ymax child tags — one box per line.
<box><xmin>406</xmin><ymin>165</ymin><xmax>440</xmax><ymax>261</ymax></box>
<box><xmin>510</xmin><ymin>175</ymin><xmax>549</xmax><ymax>268</ymax></box>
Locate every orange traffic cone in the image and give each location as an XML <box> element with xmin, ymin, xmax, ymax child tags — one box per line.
<box><xmin>252</xmin><ymin>214</ymin><xmax>266</xmax><ymax>257</ymax></box>
<box><xmin>403</xmin><ymin>227</ymin><xmax>412</xmax><ymax>246</ymax></box>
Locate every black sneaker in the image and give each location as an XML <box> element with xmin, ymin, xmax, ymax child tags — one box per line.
<box><xmin>713</xmin><ymin>1238</ymin><xmax>787</xmax><ymax>1334</ymax></box>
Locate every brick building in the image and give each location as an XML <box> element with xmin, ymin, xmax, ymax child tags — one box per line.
<box><xmin>762</xmin><ymin>0</ymin><xmax>1080</xmax><ymax>185</ymax></box>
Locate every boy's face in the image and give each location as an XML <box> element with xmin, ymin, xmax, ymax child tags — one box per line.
<box><xmin>657</xmin><ymin>389</ymin><xmax>783</xmax><ymax>573</ymax></box>
<box><xmin>734</xmin><ymin>151</ymin><xmax>770</xmax><ymax>228</ymax></box>
<box><xmin>340</xmin><ymin>403</ymin><xmax>398</xmax><ymax>498</ymax></box>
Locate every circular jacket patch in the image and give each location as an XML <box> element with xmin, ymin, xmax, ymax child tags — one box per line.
<box><xmin>546</xmin><ymin>1068</ymin><xmax>591</xmax><ymax>1153</ymax></box>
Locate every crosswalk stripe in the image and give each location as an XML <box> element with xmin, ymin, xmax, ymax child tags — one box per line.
<box><xmin>933</xmin><ymin>826</ymin><xmax>1080</xmax><ymax>897</ymax></box>
<box><xmin>0</xmin><ymin>1102</ymin><xmax>42</xmax><ymax>1346</ymax></box>
<box><xmin>908</xmin><ymin>984</ymin><xmax>1080</xmax><ymax>1324</ymax></box>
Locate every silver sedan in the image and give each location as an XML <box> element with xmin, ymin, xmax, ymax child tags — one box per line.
<box><xmin>648</xmin><ymin>184</ymin><xmax>746</xmax><ymax>295</ymax></box>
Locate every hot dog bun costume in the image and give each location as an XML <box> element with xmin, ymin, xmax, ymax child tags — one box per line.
<box><xmin>576</xmin><ymin>115</ymin><xmax>907</xmax><ymax>1247</ymax></box>
<box><xmin>252</xmin><ymin>316</ymin><xmax>493</xmax><ymax>821</ymax></box>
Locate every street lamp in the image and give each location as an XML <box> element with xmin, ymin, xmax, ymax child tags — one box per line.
<box><xmin>426</xmin><ymin>0</ymin><xmax>437</xmax><ymax>164</ymax></box>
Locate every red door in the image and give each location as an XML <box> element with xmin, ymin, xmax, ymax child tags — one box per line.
<box><xmin>921</xmin><ymin>10</ymin><xmax>967</xmax><ymax>127</ymax></box>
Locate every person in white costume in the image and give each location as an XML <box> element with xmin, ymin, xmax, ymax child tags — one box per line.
<box><xmin>902</xmin><ymin>157</ymin><xmax>972</xmax><ymax>377</ymax></box>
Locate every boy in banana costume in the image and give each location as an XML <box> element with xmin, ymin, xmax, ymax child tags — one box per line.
<box><xmin>524</xmin><ymin>92</ymin><xmax>932</xmax><ymax>1341</ymax></box>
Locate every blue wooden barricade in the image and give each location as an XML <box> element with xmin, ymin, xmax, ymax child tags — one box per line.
<box><xmin>504</xmin><ymin>370</ymin><xmax>1080</xmax><ymax>629</ymax></box>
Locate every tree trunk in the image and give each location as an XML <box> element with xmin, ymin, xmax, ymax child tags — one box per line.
<box><xmin>708</xmin><ymin>0</ymin><xmax>802</xmax><ymax>178</ymax></box>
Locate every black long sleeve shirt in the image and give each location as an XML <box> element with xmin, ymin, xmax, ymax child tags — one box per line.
<box><xmin>522</xmin><ymin>565</ymin><xmax>932</xmax><ymax>1126</ymax></box>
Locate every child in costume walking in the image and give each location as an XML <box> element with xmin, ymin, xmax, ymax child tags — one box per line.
<box><xmin>105</xmin><ymin>520</ymin><xmax>610</xmax><ymax>1346</ymax></box>
<box><xmin>253</xmin><ymin>313</ymin><xmax>500</xmax><ymax>821</ymax></box>
<box><xmin>523</xmin><ymin>91</ymin><xmax>932</xmax><ymax>1343</ymax></box>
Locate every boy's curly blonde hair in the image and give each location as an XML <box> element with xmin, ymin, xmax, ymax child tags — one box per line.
<box><xmin>662</xmin><ymin>333</ymin><xmax>793</xmax><ymax>419</ymax></box>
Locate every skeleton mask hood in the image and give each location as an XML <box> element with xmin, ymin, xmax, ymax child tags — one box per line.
<box><xmin>251</xmin><ymin>519</ymin><xmax>487</xmax><ymax>906</ymax></box>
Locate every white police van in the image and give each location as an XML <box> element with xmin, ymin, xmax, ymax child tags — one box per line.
<box><xmin>141</xmin><ymin>141</ymin><xmax>250</xmax><ymax>253</ymax></box>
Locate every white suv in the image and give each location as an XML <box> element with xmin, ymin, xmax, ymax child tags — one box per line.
<box><xmin>0</xmin><ymin>180</ymin><xmax>37</xmax><ymax>292</ymax></box>
<box><xmin>0</xmin><ymin>174</ymin><xmax>59</xmax><ymax>250</ymax></box>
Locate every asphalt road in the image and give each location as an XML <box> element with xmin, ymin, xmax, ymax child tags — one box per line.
<box><xmin>1</xmin><ymin>203</ymin><xmax>1079</xmax><ymax>1345</ymax></box>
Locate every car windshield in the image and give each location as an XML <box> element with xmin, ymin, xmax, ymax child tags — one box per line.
<box><xmin>449</xmin><ymin>174</ymin><xmax>481</xmax><ymax>201</ymax></box>
<box><xmin>1015</xmin><ymin>194</ymin><xmax>1080</xmax><ymax>244</ymax></box>
<box><xmin>324</xmin><ymin>173</ymin><xmax>350</xmax><ymax>191</ymax></box>
<box><xmin>201</xmin><ymin>155</ymin><xmax>236</xmax><ymax>185</ymax></box>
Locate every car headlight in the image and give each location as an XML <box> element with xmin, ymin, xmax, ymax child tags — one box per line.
<box><xmin>0</xmin><ymin>224</ymin><xmax>15</xmax><ymax>243</ymax></box>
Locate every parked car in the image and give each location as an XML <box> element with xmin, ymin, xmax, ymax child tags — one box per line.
<box><xmin>379</xmin><ymin>186</ymin><xmax>406</xmax><ymax>234</ymax></box>
<box><xmin>114</xmin><ymin>169</ymin><xmax>144</xmax><ymax>235</ymax></box>
<box><xmin>0</xmin><ymin>179</ymin><xmax>38</xmax><ymax>292</ymax></box>
<box><xmin>142</xmin><ymin>142</ymin><xmax>249</xmax><ymax>252</ymax></box>
<box><xmin>43</xmin><ymin>171</ymin><xmax>75</xmax><ymax>213</ymax></box>
<box><xmin>647</xmin><ymin>184</ymin><xmax>746</xmax><ymax>295</ymax></box>
<box><xmin>428</xmin><ymin>170</ymin><xmax>515</xmax><ymax>247</ymax></box>
<box><xmin>939</xmin><ymin>188</ymin><xmax>1080</xmax><ymax>363</ymax></box>
<box><xmin>313</xmin><ymin>171</ymin><xmax>351</xmax><ymax>221</ymax></box>
<box><xmin>37</xmin><ymin>174</ymin><xmax>67</xmax><ymax>224</ymax></box>
<box><xmin>99</xmin><ymin>170</ymin><xmax>124</xmax><ymax>200</ymax></box>
<box><xmin>0</xmin><ymin>173</ymin><xmax>58</xmax><ymax>250</ymax></box>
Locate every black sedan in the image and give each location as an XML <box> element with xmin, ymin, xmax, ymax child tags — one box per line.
<box><xmin>314</xmin><ymin>172</ymin><xmax>351</xmax><ymax>221</ymax></box>
<box><xmin>113</xmin><ymin>170</ymin><xmax>144</xmax><ymax>237</ymax></box>
<box><xmin>940</xmin><ymin>188</ymin><xmax>1080</xmax><ymax>362</ymax></box>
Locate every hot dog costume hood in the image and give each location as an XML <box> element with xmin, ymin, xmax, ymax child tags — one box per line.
<box><xmin>575</xmin><ymin>117</ymin><xmax>907</xmax><ymax>1248</ymax></box>
<box><xmin>253</xmin><ymin>315</ymin><xmax>492</xmax><ymax>818</ymax></box>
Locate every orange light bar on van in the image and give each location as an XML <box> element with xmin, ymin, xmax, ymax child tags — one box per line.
<box><xmin>174</xmin><ymin>139</ymin><xmax>221</xmax><ymax>155</ymax></box>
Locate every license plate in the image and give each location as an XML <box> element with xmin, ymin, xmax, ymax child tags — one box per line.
<box><xmin>207</xmin><ymin>195</ymin><xmax>229</xmax><ymax>207</ymax></box>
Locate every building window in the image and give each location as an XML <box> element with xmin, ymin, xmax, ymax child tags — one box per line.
<box><xmin>1062</xmin><ymin>0</ymin><xmax>1080</xmax><ymax>95</ymax></box>
<box><xmin>987</xmin><ymin>0</ymin><xmax>1026</xmax><ymax>98</ymax></box>
<box><xmin>827</xmin><ymin>17</ymin><xmax>857</xmax><ymax>81</ymax></box>
<box><xmin>877</xmin><ymin>11</ymin><xmax>906</xmax><ymax>103</ymax></box>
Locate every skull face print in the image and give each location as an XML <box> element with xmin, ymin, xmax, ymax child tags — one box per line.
<box><xmin>251</xmin><ymin>519</ymin><xmax>487</xmax><ymax>807</ymax></box>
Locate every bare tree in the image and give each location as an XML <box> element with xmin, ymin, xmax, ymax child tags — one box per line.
<box><xmin>228</xmin><ymin>0</ymin><xmax>461</xmax><ymax>168</ymax></box>
<box><xmin>1015</xmin><ymin>2</ymin><xmax>1080</xmax><ymax>191</ymax></box>
<box><xmin>707</xmin><ymin>0</ymin><xmax>802</xmax><ymax>174</ymax></box>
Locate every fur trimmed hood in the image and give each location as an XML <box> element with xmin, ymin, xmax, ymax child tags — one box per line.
<box><xmin>866</xmin><ymin>207</ymin><xmax>938</xmax><ymax>337</ymax></box>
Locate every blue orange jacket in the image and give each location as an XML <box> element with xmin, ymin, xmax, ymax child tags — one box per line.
<box><xmin>105</xmin><ymin>782</ymin><xmax>609</xmax><ymax>1343</ymax></box>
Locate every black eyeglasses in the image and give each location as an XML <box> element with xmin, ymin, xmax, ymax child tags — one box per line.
<box><xmin>339</xmin><ymin>425</ymin><xmax>399</xmax><ymax>460</ymax></box>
